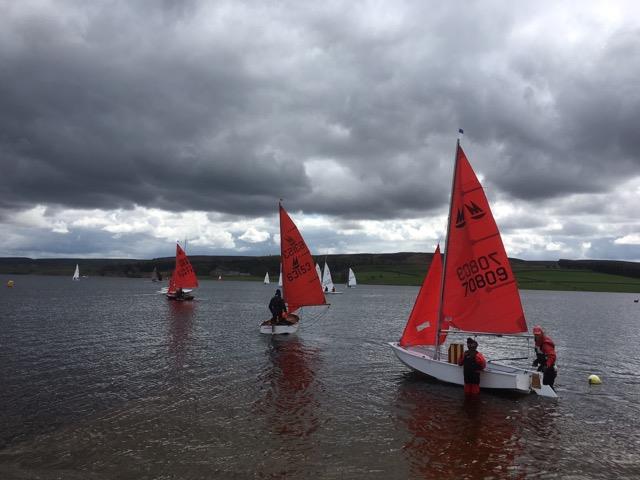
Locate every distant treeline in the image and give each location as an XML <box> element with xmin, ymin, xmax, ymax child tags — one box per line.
<box><xmin>0</xmin><ymin>252</ymin><xmax>434</xmax><ymax>283</ymax></box>
<box><xmin>558</xmin><ymin>259</ymin><xmax>640</xmax><ymax>279</ymax></box>
<box><xmin>1</xmin><ymin>255</ymin><xmax>639</xmax><ymax>283</ymax></box>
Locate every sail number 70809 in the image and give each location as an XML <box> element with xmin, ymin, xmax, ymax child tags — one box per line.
<box><xmin>456</xmin><ymin>252</ymin><xmax>509</xmax><ymax>296</ymax></box>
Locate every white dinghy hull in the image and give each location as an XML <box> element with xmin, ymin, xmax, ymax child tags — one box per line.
<box><xmin>389</xmin><ymin>342</ymin><xmax>556</xmax><ymax>397</ymax></box>
<box><xmin>260</xmin><ymin>313</ymin><xmax>300</xmax><ymax>335</ymax></box>
<box><xmin>260</xmin><ymin>323</ymin><xmax>299</xmax><ymax>335</ymax></box>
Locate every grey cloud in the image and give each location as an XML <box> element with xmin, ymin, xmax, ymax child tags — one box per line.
<box><xmin>1</xmin><ymin>1</ymin><xmax>640</xmax><ymax>260</ymax></box>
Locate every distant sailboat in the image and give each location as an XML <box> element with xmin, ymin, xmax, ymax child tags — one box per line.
<box><xmin>347</xmin><ymin>268</ymin><xmax>357</xmax><ymax>288</ymax></box>
<box><xmin>315</xmin><ymin>263</ymin><xmax>322</xmax><ymax>281</ymax></box>
<box><xmin>322</xmin><ymin>261</ymin><xmax>342</xmax><ymax>294</ymax></box>
<box><xmin>166</xmin><ymin>243</ymin><xmax>198</xmax><ymax>301</ymax></box>
<box><xmin>278</xmin><ymin>264</ymin><xmax>283</xmax><ymax>287</ymax></box>
<box><xmin>264</xmin><ymin>272</ymin><xmax>270</xmax><ymax>284</ymax></box>
<box><xmin>260</xmin><ymin>203</ymin><xmax>327</xmax><ymax>334</ymax></box>
<box><xmin>72</xmin><ymin>264</ymin><xmax>80</xmax><ymax>281</ymax></box>
<box><xmin>151</xmin><ymin>267</ymin><xmax>162</xmax><ymax>282</ymax></box>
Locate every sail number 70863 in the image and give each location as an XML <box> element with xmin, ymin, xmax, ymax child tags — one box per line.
<box><xmin>456</xmin><ymin>252</ymin><xmax>509</xmax><ymax>296</ymax></box>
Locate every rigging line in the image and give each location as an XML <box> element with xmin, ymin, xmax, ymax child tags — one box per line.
<box><xmin>299</xmin><ymin>304</ymin><xmax>331</xmax><ymax>329</ymax></box>
<box><xmin>487</xmin><ymin>356</ymin><xmax>529</xmax><ymax>363</ymax></box>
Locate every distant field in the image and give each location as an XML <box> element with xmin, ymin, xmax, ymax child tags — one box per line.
<box><xmin>238</xmin><ymin>266</ymin><xmax>640</xmax><ymax>293</ymax></box>
<box><xmin>2</xmin><ymin>255</ymin><xmax>639</xmax><ymax>293</ymax></box>
<box><xmin>513</xmin><ymin>268</ymin><xmax>640</xmax><ymax>293</ymax></box>
<box><xmin>346</xmin><ymin>264</ymin><xmax>427</xmax><ymax>286</ymax></box>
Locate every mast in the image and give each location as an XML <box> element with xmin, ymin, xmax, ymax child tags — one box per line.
<box><xmin>278</xmin><ymin>199</ymin><xmax>285</xmax><ymax>303</ymax></box>
<box><xmin>434</xmin><ymin>130</ymin><xmax>463</xmax><ymax>359</ymax></box>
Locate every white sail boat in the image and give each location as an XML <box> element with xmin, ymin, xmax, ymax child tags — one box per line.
<box><xmin>315</xmin><ymin>263</ymin><xmax>322</xmax><ymax>281</ymax></box>
<box><xmin>264</xmin><ymin>272</ymin><xmax>270</xmax><ymax>284</ymax></box>
<box><xmin>151</xmin><ymin>267</ymin><xmax>162</xmax><ymax>282</ymax></box>
<box><xmin>278</xmin><ymin>263</ymin><xmax>283</xmax><ymax>287</ymax></box>
<box><xmin>389</xmin><ymin>137</ymin><xmax>556</xmax><ymax>398</ymax></box>
<box><xmin>347</xmin><ymin>268</ymin><xmax>357</xmax><ymax>288</ymax></box>
<box><xmin>260</xmin><ymin>203</ymin><xmax>327</xmax><ymax>335</ymax></box>
<box><xmin>322</xmin><ymin>261</ymin><xmax>342</xmax><ymax>294</ymax></box>
<box><xmin>72</xmin><ymin>264</ymin><xmax>80</xmax><ymax>281</ymax></box>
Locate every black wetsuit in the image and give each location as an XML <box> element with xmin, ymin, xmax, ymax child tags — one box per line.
<box><xmin>268</xmin><ymin>295</ymin><xmax>286</xmax><ymax>322</ymax></box>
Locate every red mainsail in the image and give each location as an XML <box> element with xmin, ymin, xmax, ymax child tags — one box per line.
<box><xmin>168</xmin><ymin>243</ymin><xmax>199</xmax><ymax>293</ymax></box>
<box><xmin>400</xmin><ymin>245</ymin><xmax>447</xmax><ymax>346</ymax></box>
<box><xmin>279</xmin><ymin>205</ymin><xmax>326</xmax><ymax>314</ymax></box>
<box><xmin>441</xmin><ymin>146</ymin><xmax>527</xmax><ymax>334</ymax></box>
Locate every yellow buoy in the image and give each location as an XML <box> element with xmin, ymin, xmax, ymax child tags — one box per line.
<box><xmin>7</xmin><ymin>280</ymin><xmax>14</xmax><ymax>288</ymax></box>
<box><xmin>588</xmin><ymin>374</ymin><xmax>602</xmax><ymax>385</ymax></box>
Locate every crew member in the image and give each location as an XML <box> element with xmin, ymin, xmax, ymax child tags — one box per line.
<box><xmin>532</xmin><ymin>325</ymin><xmax>557</xmax><ymax>389</ymax></box>
<box><xmin>458</xmin><ymin>337</ymin><xmax>487</xmax><ymax>395</ymax></box>
<box><xmin>268</xmin><ymin>289</ymin><xmax>287</xmax><ymax>324</ymax></box>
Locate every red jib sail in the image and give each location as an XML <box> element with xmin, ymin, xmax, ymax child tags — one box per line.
<box><xmin>280</xmin><ymin>205</ymin><xmax>326</xmax><ymax>314</ymax></box>
<box><xmin>400</xmin><ymin>245</ymin><xmax>447</xmax><ymax>346</ymax></box>
<box><xmin>168</xmin><ymin>243</ymin><xmax>199</xmax><ymax>293</ymax></box>
<box><xmin>441</xmin><ymin>146</ymin><xmax>527</xmax><ymax>334</ymax></box>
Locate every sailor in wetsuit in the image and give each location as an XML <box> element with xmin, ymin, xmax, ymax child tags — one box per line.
<box><xmin>532</xmin><ymin>325</ymin><xmax>557</xmax><ymax>389</ymax></box>
<box><xmin>458</xmin><ymin>337</ymin><xmax>487</xmax><ymax>395</ymax></box>
<box><xmin>268</xmin><ymin>289</ymin><xmax>287</xmax><ymax>324</ymax></box>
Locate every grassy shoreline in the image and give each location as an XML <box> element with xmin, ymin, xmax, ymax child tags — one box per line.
<box><xmin>2</xmin><ymin>255</ymin><xmax>639</xmax><ymax>293</ymax></box>
<box><xmin>226</xmin><ymin>267</ymin><xmax>640</xmax><ymax>293</ymax></box>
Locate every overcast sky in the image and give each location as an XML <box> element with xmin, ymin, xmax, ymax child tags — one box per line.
<box><xmin>1</xmin><ymin>0</ymin><xmax>639</xmax><ymax>261</ymax></box>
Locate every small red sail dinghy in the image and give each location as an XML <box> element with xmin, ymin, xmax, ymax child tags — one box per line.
<box><xmin>260</xmin><ymin>203</ymin><xmax>327</xmax><ymax>334</ymax></box>
<box><xmin>166</xmin><ymin>243</ymin><xmax>198</xmax><ymax>301</ymax></box>
<box><xmin>389</xmin><ymin>139</ymin><xmax>557</xmax><ymax>398</ymax></box>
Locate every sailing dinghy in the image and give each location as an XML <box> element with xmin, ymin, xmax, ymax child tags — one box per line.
<box><xmin>260</xmin><ymin>203</ymin><xmax>327</xmax><ymax>334</ymax></box>
<box><xmin>264</xmin><ymin>272</ymin><xmax>270</xmax><ymax>284</ymax></box>
<box><xmin>347</xmin><ymin>268</ymin><xmax>357</xmax><ymax>288</ymax></box>
<box><xmin>389</xmin><ymin>139</ymin><xmax>556</xmax><ymax>398</ymax></box>
<box><xmin>72</xmin><ymin>264</ymin><xmax>80</xmax><ymax>281</ymax></box>
<box><xmin>321</xmin><ymin>261</ymin><xmax>342</xmax><ymax>294</ymax></box>
<box><xmin>166</xmin><ymin>243</ymin><xmax>198</xmax><ymax>301</ymax></box>
<box><xmin>151</xmin><ymin>267</ymin><xmax>162</xmax><ymax>282</ymax></box>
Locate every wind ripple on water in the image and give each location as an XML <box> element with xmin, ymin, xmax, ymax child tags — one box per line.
<box><xmin>1</xmin><ymin>279</ymin><xmax>640</xmax><ymax>479</ymax></box>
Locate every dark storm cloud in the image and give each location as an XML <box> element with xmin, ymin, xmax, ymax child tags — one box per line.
<box><xmin>1</xmin><ymin>0</ymin><xmax>639</xmax><ymax>223</ymax></box>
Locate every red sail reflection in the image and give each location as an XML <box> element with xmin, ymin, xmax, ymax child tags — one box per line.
<box><xmin>167</xmin><ymin>300</ymin><xmax>195</xmax><ymax>377</ymax></box>
<box><xmin>255</xmin><ymin>336</ymin><xmax>322</xmax><ymax>439</ymax></box>
<box><xmin>395</xmin><ymin>374</ymin><xmax>525</xmax><ymax>479</ymax></box>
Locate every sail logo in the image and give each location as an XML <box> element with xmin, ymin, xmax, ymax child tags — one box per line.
<box><xmin>455</xmin><ymin>201</ymin><xmax>486</xmax><ymax>228</ymax></box>
<box><xmin>287</xmin><ymin>257</ymin><xmax>311</xmax><ymax>282</ymax></box>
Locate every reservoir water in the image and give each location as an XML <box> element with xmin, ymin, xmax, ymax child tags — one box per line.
<box><xmin>1</xmin><ymin>275</ymin><xmax>639</xmax><ymax>479</ymax></box>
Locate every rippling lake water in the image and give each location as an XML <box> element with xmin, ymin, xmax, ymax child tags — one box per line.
<box><xmin>1</xmin><ymin>275</ymin><xmax>639</xmax><ymax>479</ymax></box>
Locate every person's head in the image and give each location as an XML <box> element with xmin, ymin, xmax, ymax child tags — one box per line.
<box><xmin>275</xmin><ymin>289</ymin><xmax>281</xmax><ymax>297</ymax></box>
<box><xmin>466</xmin><ymin>337</ymin><xmax>478</xmax><ymax>350</ymax></box>
<box><xmin>533</xmin><ymin>325</ymin><xmax>544</xmax><ymax>338</ymax></box>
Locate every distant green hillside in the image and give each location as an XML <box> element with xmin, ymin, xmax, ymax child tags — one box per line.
<box><xmin>1</xmin><ymin>254</ymin><xmax>639</xmax><ymax>293</ymax></box>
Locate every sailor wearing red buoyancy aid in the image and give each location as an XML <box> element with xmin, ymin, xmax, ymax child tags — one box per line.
<box><xmin>457</xmin><ymin>338</ymin><xmax>487</xmax><ymax>395</ymax></box>
<box><xmin>532</xmin><ymin>325</ymin><xmax>557</xmax><ymax>389</ymax></box>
